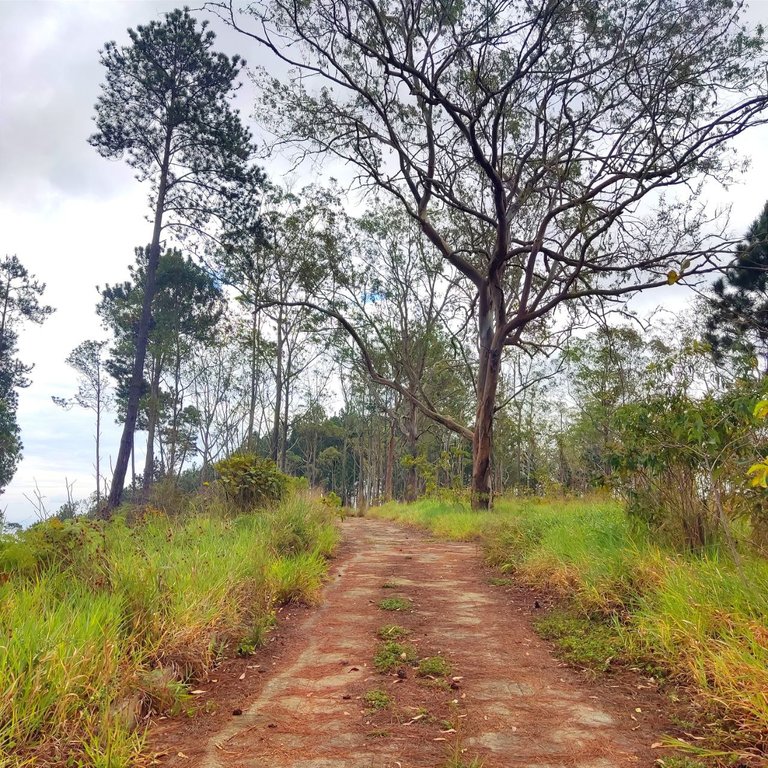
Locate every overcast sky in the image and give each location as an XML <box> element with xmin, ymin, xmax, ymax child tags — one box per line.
<box><xmin>1</xmin><ymin>0</ymin><xmax>768</xmax><ymax>525</ymax></box>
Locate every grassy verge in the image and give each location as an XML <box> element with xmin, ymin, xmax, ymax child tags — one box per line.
<box><xmin>0</xmin><ymin>493</ymin><xmax>339</xmax><ymax>767</ymax></box>
<box><xmin>369</xmin><ymin>496</ymin><xmax>768</xmax><ymax>759</ymax></box>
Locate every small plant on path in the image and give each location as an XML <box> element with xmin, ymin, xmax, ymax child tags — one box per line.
<box><xmin>417</xmin><ymin>655</ymin><xmax>452</xmax><ymax>678</ymax></box>
<box><xmin>374</xmin><ymin>641</ymin><xmax>417</xmax><ymax>672</ymax></box>
<box><xmin>363</xmin><ymin>688</ymin><xmax>392</xmax><ymax>710</ymax></box>
<box><xmin>377</xmin><ymin>624</ymin><xmax>409</xmax><ymax>640</ymax></box>
<box><xmin>379</xmin><ymin>596</ymin><xmax>412</xmax><ymax>611</ymax></box>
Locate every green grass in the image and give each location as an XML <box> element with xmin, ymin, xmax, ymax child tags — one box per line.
<box><xmin>363</xmin><ymin>688</ymin><xmax>392</xmax><ymax>710</ymax></box>
<box><xmin>0</xmin><ymin>493</ymin><xmax>339</xmax><ymax>767</ymax></box>
<box><xmin>378</xmin><ymin>596</ymin><xmax>413</xmax><ymax>612</ymax></box>
<box><xmin>534</xmin><ymin>610</ymin><xmax>623</xmax><ymax>673</ymax></box>
<box><xmin>377</xmin><ymin>624</ymin><xmax>409</xmax><ymax>640</ymax></box>
<box><xmin>374</xmin><ymin>641</ymin><xmax>417</xmax><ymax>672</ymax></box>
<box><xmin>370</xmin><ymin>495</ymin><xmax>768</xmax><ymax>756</ymax></box>
<box><xmin>417</xmin><ymin>655</ymin><xmax>452</xmax><ymax>678</ymax></box>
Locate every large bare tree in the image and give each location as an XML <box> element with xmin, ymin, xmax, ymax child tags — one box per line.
<box><xmin>218</xmin><ymin>0</ymin><xmax>768</xmax><ymax>507</ymax></box>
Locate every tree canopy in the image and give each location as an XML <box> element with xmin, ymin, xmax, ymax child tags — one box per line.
<box><xmin>218</xmin><ymin>0</ymin><xmax>768</xmax><ymax>506</ymax></box>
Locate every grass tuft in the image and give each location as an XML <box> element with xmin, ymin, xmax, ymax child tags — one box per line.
<box><xmin>377</xmin><ymin>624</ymin><xmax>409</xmax><ymax>640</ymax></box>
<box><xmin>374</xmin><ymin>641</ymin><xmax>417</xmax><ymax>672</ymax></box>
<box><xmin>378</xmin><ymin>596</ymin><xmax>413</xmax><ymax>612</ymax></box>
<box><xmin>417</xmin><ymin>655</ymin><xmax>452</xmax><ymax>678</ymax></box>
<box><xmin>363</xmin><ymin>688</ymin><xmax>392</xmax><ymax>710</ymax></box>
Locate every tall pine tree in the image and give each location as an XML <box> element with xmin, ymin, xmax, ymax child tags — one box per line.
<box><xmin>90</xmin><ymin>8</ymin><xmax>264</xmax><ymax>510</ymax></box>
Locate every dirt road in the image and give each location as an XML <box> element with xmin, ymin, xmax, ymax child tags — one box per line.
<box><xmin>150</xmin><ymin>518</ymin><xmax>666</xmax><ymax>767</ymax></box>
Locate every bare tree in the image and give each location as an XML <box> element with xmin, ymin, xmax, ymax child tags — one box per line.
<box><xmin>53</xmin><ymin>340</ymin><xmax>111</xmax><ymax>506</ymax></box>
<box><xmin>218</xmin><ymin>0</ymin><xmax>768</xmax><ymax>507</ymax></box>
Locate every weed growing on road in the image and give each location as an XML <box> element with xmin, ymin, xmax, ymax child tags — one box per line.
<box><xmin>534</xmin><ymin>610</ymin><xmax>622</xmax><ymax>673</ymax></box>
<box><xmin>374</xmin><ymin>640</ymin><xmax>417</xmax><ymax>672</ymax></box>
<box><xmin>363</xmin><ymin>689</ymin><xmax>392</xmax><ymax>710</ymax></box>
<box><xmin>379</xmin><ymin>596</ymin><xmax>413</xmax><ymax>611</ymax></box>
<box><xmin>377</xmin><ymin>624</ymin><xmax>409</xmax><ymax>640</ymax></box>
<box><xmin>417</xmin><ymin>655</ymin><xmax>452</xmax><ymax>678</ymax></box>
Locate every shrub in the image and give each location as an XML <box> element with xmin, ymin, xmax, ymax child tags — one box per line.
<box><xmin>214</xmin><ymin>453</ymin><xmax>288</xmax><ymax>510</ymax></box>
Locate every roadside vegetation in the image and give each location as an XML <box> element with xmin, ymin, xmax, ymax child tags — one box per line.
<box><xmin>0</xmin><ymin>474</ymin><xmax>338</xmax><ymax>767</ymax></box>
<box><xmin>369</xmin><ymin>496</ymin><xmax>768</xmax><ymax>760</ymax></box>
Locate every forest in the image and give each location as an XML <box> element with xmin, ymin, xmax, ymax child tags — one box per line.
<box><xmin>1</xmin><ymin>1</ymin><xmax>768</xmax><ymax>766</ymax></box>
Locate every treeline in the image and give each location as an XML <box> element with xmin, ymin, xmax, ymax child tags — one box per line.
<box><xmin>39</xmin><ymin>195</ymin><xmax>768</xmax><ymax>543</ymax></box>
<box><xmin>2</xmin><ymin>2</ymin><xmax>768</xmax><ymax>524</ymax></box>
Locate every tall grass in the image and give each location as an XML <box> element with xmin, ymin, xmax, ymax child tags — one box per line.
<box><xmin>370</xmin><ymin>496</ymin><xmax>768</xmax><ymax>755</ymax></box>
<box><xmin>0</xmin><ymin>493</ymin><xmax>338</xmax><ymax>767</ymax></box>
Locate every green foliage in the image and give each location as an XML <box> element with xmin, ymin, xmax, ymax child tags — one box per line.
<box><xmin>534</xmin><ymin>610</ymin><xmax>623</xmax><ymax>672</ymax></box>
<box><xmin>705</xmin><ymin>200</ymin><xmax>768</xmax><ymax>372</ymax></box>
<box><xmin>321</xmin><ymin>491</ymin><xmax>342</xmax><ymax>509</ymax></box>
<box><xmin>0</xmin><ymin>492</ymin><xmax>337</xmax><ymax>766</ymax></box>
<box><xmin>378</xmin><ymin>596</ymin><xmax>413</xmax><ymax>612</ymax></box>
<box><xmin>237</xmin><ymin>612</ymin><xmax>277</xmax><ymax>656</ymax></box>
<box><xmin>417</xmin><ymin>656</ymin><xmax>452</xmax><ymax>678</ymax></box>
<box><xmin>89</xmin><ymin>8</ymin><xmax>262</xmax><ymax>236</ymax></box>
<box><xmin>0</xmin><ymin>254</ymin><xmax>53</xmax><ymax>493</ymax></box>
<box><xmin>0</xmin><ymin>517</ymin><xmax>107</xmax><ymax>579</ymax></box>
<box><xmin>363</xmin><ymin>688</ymin><xmax>392</xmax><ymax>710</ymax></box>
<box><xmin>214</xmin><ymin>453</ymin><xmax>289</xmax><ymax>510</ymax></box>
<box><xmin>611</xmin><ymin>382</ymin><xmax>766</xmax><ymax>551</ymax></box>
<box><xmin>374</xmin><ymin>641</ymin><xmax>417</xmax><ymax>672</ymax></box>
<box><xmin>377</xmin><ymin>624</ymin><xmax>409</xmax><ymax>640</ymax></box>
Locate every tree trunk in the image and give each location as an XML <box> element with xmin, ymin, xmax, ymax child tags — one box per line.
<box><xmin>404</xmin><ymin>399</ymin><xmax>419</xmax><ymax>502</ymax></box>
<box><xmin>280</xmin><ymin>345</ymin><xmax>291</xmax><ymax>472</ymax></box>
<box><xmin>142</xmin><ymin>359</ymin><xmax>162</xmax><ymax>491</ymax></box>
<box><xmin>95</xmin><ymin>381</ymin><xmax>101</xmax><ymax>507</ymax></box>
<box><xmin>384</xmin><ymin>418</ymin><xmax>395</xmax><ymax>501</ymax></box>
<box><xmin>472</xmin><ymin>294</ymin><xmax>502</xmax><ymax>510</ymax></box>
<box><xmin>271</xmin><ymin>308</ymin><xmax>284</xmax><ymax>463</ymax></box>
<box><xmin>247</xmin><ymin>305</ymin><xmax>259</xmax><ymax>450</ymax></box>
<box><xmin>106</xmin><ymin>126</ymin><xmax>173</xmax><ymax>513</ymax></box>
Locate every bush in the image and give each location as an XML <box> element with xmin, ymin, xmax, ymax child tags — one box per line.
<box><xmin>214</xmin><ymin>453</ymin><xmax>288</xmax><ymax>510</ymax></box>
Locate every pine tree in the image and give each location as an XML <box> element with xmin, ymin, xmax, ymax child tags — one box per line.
<box><xmin>706</xmin><ymin>202</ymin><xmax>768</xmax><ymax>374</ymax></box>
<box><xmin>90</xmin><ymin>8</ymin><xmax>264</xmax><ymax>511</ymax></box>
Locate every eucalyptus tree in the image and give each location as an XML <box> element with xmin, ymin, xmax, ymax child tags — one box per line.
<box><xmin>220</xmin><ymin>0</ymin><xmax>768</xmax><ymax>507</ymax></box>
<box><xmin>219</xmin><ymin>186</ymin><xmax>341</xmax><ymax>467</ymax></box>
<box><xmin>52</xmin><ymin>341</ymin><xmax>111</xmax><ymax>505</ymax></box>
<box><xmin>0</xmin><ymin>255</ymin><xmax>53</xmax><ymax>494</ymax></box>
<box><xmin>90</xmin><ymin>8</ymin><xmax>264</xmax><ymax>509</ymax></box>
<box><xmin>562</xmin><ymin>326</ymin><xmax>646</xmax><ymax>486</ymax></box>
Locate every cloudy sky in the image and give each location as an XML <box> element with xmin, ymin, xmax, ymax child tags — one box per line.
<box><xmin>1</xmin><ymin>0</ymin><xmax>768</xmax><ymax>525</ymax></box>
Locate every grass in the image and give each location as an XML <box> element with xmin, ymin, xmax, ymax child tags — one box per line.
<box><xmin>370</xmin><ymin>495</ymin><xmax>768</xmax><ymax>758</ymax></box>
<box><xmin>377</xmin><ymin>624</ymin><xmax>409</xmax><ymax>640</ymax></box>
<box><xmin>363</xmin><ymin>688</ymin><xmax>392</xmax><ymax>710</ymax></box>
<box><xmin>417</xmin><ymin>655</ymin><xmax>452</xmax><ymax>678</ymax></box>
<box><xmin>378</xmin><ymin>596</ymin><xmax>413</xmax><ymax>612</ymax></box>
<box><xmin>534</xmin><ymin>610</ymin><xmax>623</xmax><ymax>673</ymax></box>
<box><xmin>374</xmin><ymin>641</ymin><xmax>417</xmax><ymax>672</ymax></box>
<box><xmin>0</xmin><ymin>492</ymin><xmax>339</xmax><ymax>767</ymax></box>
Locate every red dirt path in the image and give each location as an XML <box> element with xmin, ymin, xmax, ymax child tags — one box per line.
<box><xmin>149</xmin><ymin>518</ymin><xmax>671</xmax><ymax>767</ymax></box>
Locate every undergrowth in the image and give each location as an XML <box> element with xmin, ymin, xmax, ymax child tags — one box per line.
<box><xmin>369</xmin><ymin>496</ymin><xmax>768</xmax><ymax>759</ymax></box>
<box><xmin>0</xmin><ymin>492</ymin><xmax>338</xmax><ymax>767</ymax></box>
